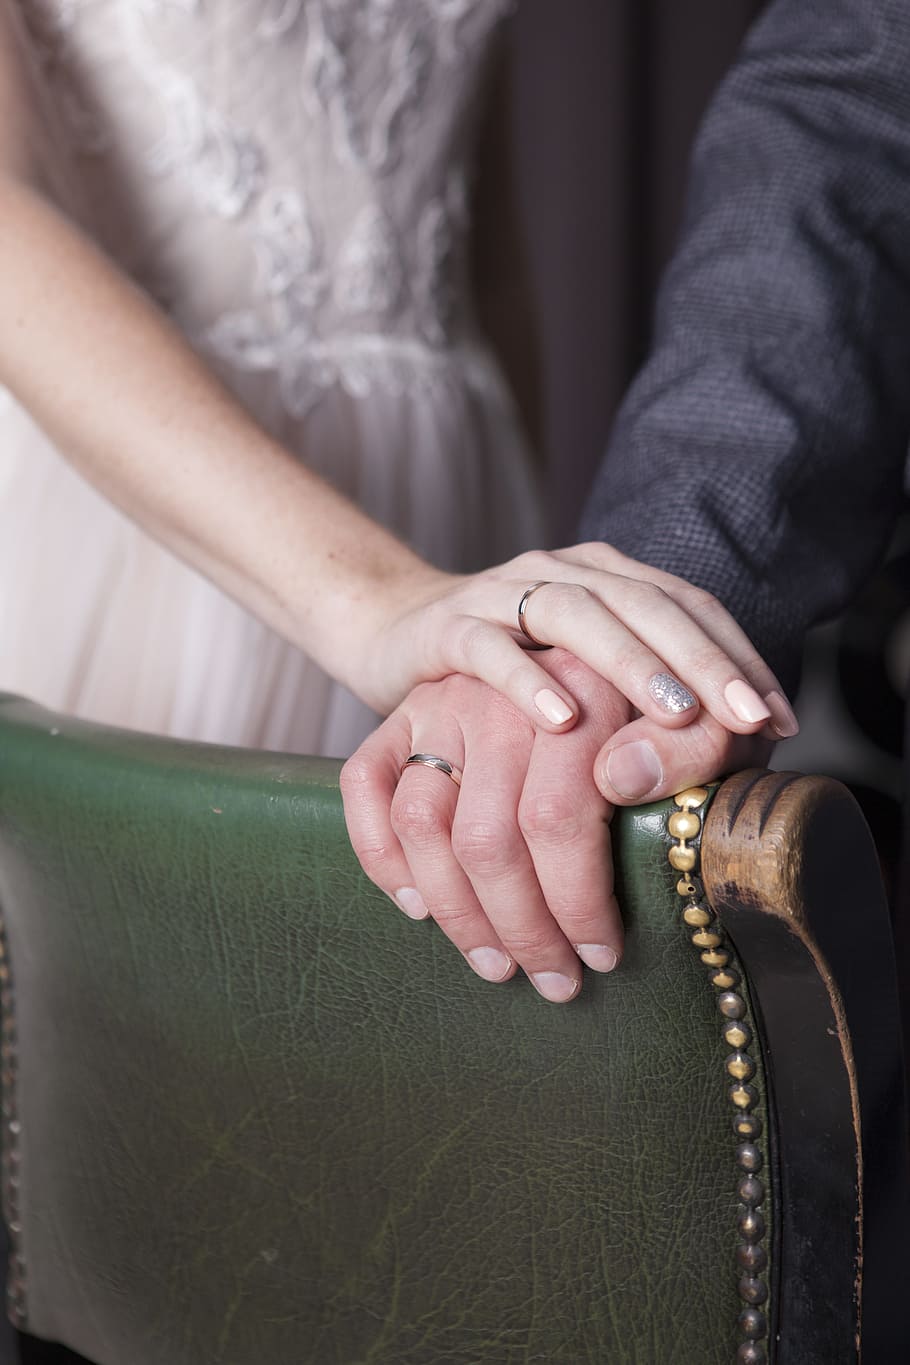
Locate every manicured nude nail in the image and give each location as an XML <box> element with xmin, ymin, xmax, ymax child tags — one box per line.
<box><xmin>574</xmin><ymin>944</ymin><xmax>619</xmax><ymax>973</ymax></box>
<box><xmin>534</xmin><ymin>688</ymin><xmax>574</xmax><ymax>725</ymax></box>
<box><xmin>764</xmin><ymin>690</ymin><xmax>799</xmax><ymax>738</ymax></box>
<box><xmin>467</xmin><ymin>946</ymin><xmax>513</xmax><ymax>982</ymax></box>
<box><xmin>529</xmin><ymin>971</ymin><xmax>579</xmax><ymax>1003</ymax></box>
<box><xmin>395</xmin><ymin>887</ymin><xmax>430</xmax><ymax>920</ymax></box>
<box><xmin>724</xmin><ymin>679</ymin><xmax>772</xmax><ymax>725</ymax></box>
<box><xmin>604</xmin><ymin>741</ymin><xmax>663</xmax><ymax>800</ymax></box>
<box><xmin>647</xmin><ymin>672</ymin><xmax>697</xmax><ymax>715</ymax></box>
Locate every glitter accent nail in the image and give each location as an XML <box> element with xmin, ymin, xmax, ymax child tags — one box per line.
<box><xmin>648</xmin><ymin>672</ymin><xmax>697</xmax><ymax>714</ymax></box>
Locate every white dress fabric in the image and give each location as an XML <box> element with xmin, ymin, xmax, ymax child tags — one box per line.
<box><xmin>0</xmin><ymin>0</ymin><xmax>544</xmax><ymax>756</ymax></box>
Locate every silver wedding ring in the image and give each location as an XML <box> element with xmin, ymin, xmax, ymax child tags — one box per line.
<box><xmin>402</xmin><ymin>753</ymin><xmax>463</xmax><ymax>788</ymax></box>
<box><xmin>516</xmin><ymin>580</ymin><xmax>551</xmax><ymax>650</ymax></box>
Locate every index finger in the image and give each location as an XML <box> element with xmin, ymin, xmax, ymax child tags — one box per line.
<box><xmin>340</xmin><ymin>710</ymin><xmax>430</xmax><ymax>920</ymax></box>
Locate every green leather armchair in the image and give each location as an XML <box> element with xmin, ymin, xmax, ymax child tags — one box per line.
<box><xmin>0</xmin><ymin>696</ymin><xmax>905</xmax><ymax>1364</ymax></box>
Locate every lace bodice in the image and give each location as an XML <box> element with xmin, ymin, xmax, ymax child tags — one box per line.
<box><xmin>22</xmin><ymin>0</ymin><xmax>513</xmax><ymax>414</ymax></box>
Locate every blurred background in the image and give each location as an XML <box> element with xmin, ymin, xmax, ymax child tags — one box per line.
<box><xmin>505</xmin><ymin>0</ymin><xmax>766</xmax><ymax>537</ymax></box>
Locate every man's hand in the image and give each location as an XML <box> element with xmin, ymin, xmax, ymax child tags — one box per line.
<box><xmin>341</xmin><ymin>652</ymin><xmax>770</xmax><ymax>1004</ymax></box>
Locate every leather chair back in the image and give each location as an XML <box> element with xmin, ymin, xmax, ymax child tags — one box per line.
<box><xmin>0</xmin><ymin>697</ymin><xmax>903</xmax><ymax>1363</ymax></box>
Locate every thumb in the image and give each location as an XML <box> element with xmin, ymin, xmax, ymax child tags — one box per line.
<box><xmin>594</xmin><ymin>713</ymin><xmax>772</xmax><ymax>806</ymax></box>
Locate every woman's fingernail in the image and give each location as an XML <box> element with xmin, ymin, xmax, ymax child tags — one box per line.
<box><xmin>764</xmin><ymin>690</ymin><xmax>799</xmax><ymax>738</ymax></box>
<box><xmin>395</xmin><ymin>887</ymin><xmax>430</xmax><ymax>920</ymax></box>
<box><xmin>467</xmin><ymin>946</ymin><xmax>513</xmax><ymax>982</ymax></box>
<box><xmin>724</xmin><ymin>679</ymin><xmax>772</xmax><ymax>725</ymax></box>
<box><xmin>529</xmin><ymin>971</ymin><xmax>580</xmax><ymax>1003</ymax></box>
<box><xmin>604</xmin><ymin>741</ymin><xmax>663</xmax><ymax>800</ymax></box>
<box><xmin>647</xmin><ymin>672</ymin><xmax>697</xmax><ymax>715</ymax></box>
<box><xmin>574</xmin><ymin>943</ymin><xmax>619</xmax><ymax>972</ymax></box>
<box><xmin>534</xmin><ymin>688</ymin><xmax>574</xmax><ymax>725</ymax></box>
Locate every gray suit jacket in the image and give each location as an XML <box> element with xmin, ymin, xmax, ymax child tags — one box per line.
<box><xmin>581</xmin><ymin>0</ymin><xmax>910</xmax><ymax>690</ymax></box>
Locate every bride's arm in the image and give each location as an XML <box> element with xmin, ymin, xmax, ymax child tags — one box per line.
<box><xmin>0</xmin><ymin>3</ymin><xmax>452</xmax><ymax>692</ymax></box>
<box><xmin>0</xmin><ymin>2</ymin><xmax>791</xmax><ymax>739</ymax></box>
<box><xmin>0</xmin><ymin>176</ymin><xmax>446</xmax><ymax>681</ymax></box>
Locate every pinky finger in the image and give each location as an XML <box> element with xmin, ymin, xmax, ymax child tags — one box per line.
<box><xmin>444</xmin><ymin>616</ymin><xmax>580</xmax><ymax>733</ymax></box>
<box><xmin>340</xmin><ymin>713</ymin><xmax>429</xmax><ymax>920</ymax></box>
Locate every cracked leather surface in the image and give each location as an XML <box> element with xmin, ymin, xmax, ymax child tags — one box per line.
<box><xmin>0</xmin><ymin>697</ymin><xmax>751</xmax><ymax>1365</ymax></box>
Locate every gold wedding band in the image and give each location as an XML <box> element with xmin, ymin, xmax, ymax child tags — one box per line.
<box><xmin>402</xmin><ymin>753</ymin><xmax>463</xmax><ymax>788</ymax></box>
<box><xmin>517</xmin><ymin>580</ymin><xmax>551</xmax><ymax>650</ymax></box>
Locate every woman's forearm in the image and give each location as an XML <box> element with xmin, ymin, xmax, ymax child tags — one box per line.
<box><xmin>0</xmin><ymin>176</ymin><xmax>448</xmax><ymax>693</ymax></box>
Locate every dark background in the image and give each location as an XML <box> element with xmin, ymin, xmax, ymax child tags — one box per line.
<box><xmin>508</xmin><ymin>0</ymin><xmax>765</xmax><ymax>538</ymax></box>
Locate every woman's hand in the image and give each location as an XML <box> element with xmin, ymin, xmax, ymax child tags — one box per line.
<box><xmin>349</xmin><ymin>541</ymin><xmax>798</xmax><ymax>741</ymax></box>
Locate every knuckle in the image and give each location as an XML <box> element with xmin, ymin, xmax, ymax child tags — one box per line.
<box><xmin>351</xmin><ymin>838</ymin><xmax>397</xmax><ymax>884</ymax></box>
<box><xmin>678</xmin><ymin>583</ymin><xmax>717</xmax><ymax>615</ymax></box>
<box><xmin>550</xmin><ymin>582</ymin><xmax>593</xmax><ymax>618</ymax></box>
<box><xmin>575</xmin><ymin>540</ymin><xmax>611</xmax><ymax>565</ymax></box>
<box><xmin>690</xmin><ymin>642</ymin><xmax>739</xmax><ymax>688</ymax></box>
<box><xmin>391</xmin><ymin>794</ymin><xmax>450</xmax><ymax>846</ymax></box>
<box><xmin>518</xmin><ymin>789</ymin><xmax>589</xmax><ymax>844</ymax></box>
<box><xmin>679</xmin><ymin>588</ymin><xmax>725</xmax><ymax>631</ymax></box>
<box><xmin>501</xmin><ymin>925</ymin><xmax>564</xmax><ymax>962</ymax></box>
<box><xmin>605</xmin><ymin>638</ymin><xmax>650</xmax><ymax>679</ymax></box>
<box><xmin>451</xmin><ymin>817</ymin><xmax>520</xmax><ymax>872</ymax></box>
<box><xmin>635</xmin><ymin>580</ymin><xmax>671</xmax><ymax>608</ymax></box>
<box><xmin>428</xmin><ymin>901</ymin><xmax>478</xmax><ymax>936</ymax></box>
<box><xmin>339</xmin><ymin>754</ymin><xmax>375</xmax><ymax>798</ymax></box>
<box><xmin>515</xmin><ymin>549</ymin><xmax>554</xmax><ymax>577</ymax></box>
<box><xmin>455</xmin><ymin>616</ymin><xmax>496</xmax><ymax>662</ymax></box>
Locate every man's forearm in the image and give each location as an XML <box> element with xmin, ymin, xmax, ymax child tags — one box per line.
<box><xmin>583</xmin><ymin>0</ymin><xmax>910</xmax><ymax>688</ymax></box>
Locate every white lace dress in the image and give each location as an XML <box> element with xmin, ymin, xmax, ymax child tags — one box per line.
<box><xmin>0</xmin><ymin>0</ymin><xmax>543</xmax><ymax>756</ymax></box>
